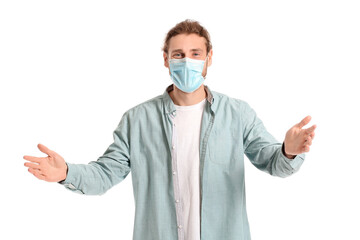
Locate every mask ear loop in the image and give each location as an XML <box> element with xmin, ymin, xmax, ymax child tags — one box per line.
<box><xmin>167</xmin><ymin>53</ymin><xmax>174</xmax><ymax>85</ymax></box>
<box><xmin>203</xmin><ymin>54</ymin><xmax>209</xmax><ymax>80</ymax></box>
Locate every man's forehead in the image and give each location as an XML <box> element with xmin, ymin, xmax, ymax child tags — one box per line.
<box><xmin>168</xmin><ymin>33</ymin><xmax>207</xmax><ymax>52</ymax></box>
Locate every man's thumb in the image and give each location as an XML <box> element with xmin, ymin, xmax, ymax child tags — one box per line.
<box><xmin>297</xmin><ymin>115</ymin><xmax>311</xmax><ymax>128</ymax></box>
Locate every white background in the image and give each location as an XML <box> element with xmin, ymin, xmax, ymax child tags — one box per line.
<box><xmin>1</xmin><ymin>0</ymin><xmax>359</xmax><ymax>239</ymax></box>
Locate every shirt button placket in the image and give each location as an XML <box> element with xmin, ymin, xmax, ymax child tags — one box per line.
<box><xmin>170</xmin><ymin>112</ymin><xmax>183</xmax><ymax>240</ymax></box>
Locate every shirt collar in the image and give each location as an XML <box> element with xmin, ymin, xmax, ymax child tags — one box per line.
<box><xmin>162</xmin><ymin>84</ymin><xmax>215</xmax><ymax>114</ymax></box>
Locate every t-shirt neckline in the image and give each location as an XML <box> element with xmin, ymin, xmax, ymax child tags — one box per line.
<box><xmin>174</xmin><ymin>98</ymin><xmax>206</xmax><ymax>111</ymax></box>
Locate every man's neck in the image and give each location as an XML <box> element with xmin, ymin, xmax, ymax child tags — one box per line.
<box><xmin>169</xmin><ymin>84</ymin><xmax>207</xmax><ymax>106</ymax></box>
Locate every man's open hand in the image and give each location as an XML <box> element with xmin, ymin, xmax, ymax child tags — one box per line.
<box><xmin>23</xmin><ymin>144</ymin><xmax>67</xmax><ymax>182</ymax></box>
<box><xmin>284</xmin><ymin>116</ymin><xmax>316</xmax><ymax>157</ymax></box>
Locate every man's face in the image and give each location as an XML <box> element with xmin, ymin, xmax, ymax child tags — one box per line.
<box><xmin>163</xmin><ymin>33</ymin><xmax>213</xmax><ymax>77</ymax></box>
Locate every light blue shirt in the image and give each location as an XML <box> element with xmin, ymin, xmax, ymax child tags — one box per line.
<box><xmin>59</xmin><ymin>84</ymin><xmax>305</xmax><ymax>240</ymax></box>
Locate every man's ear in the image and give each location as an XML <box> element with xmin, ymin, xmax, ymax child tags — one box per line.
<box><xmin>207</xmin><ymin>49</ymin><xmax>213</xmax><ymax>67</ymax></box>
<box><xmin>163</xmin><ymin>52</ymin><xmax>169</xmax><ymax>68</ymax></box>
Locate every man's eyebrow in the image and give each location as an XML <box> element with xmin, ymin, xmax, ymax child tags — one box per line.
<box><xmin>171</xmin><ymin>48</ymin><xmax>204</xmax><ymax>53</ymax></box>
<box><xmin>171</xmin><ymin>49</ymin><xmax>184</xmax><ymax>53</ymax></box>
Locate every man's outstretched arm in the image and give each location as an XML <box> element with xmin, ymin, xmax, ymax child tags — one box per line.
<box><xmin>242</xmin><ymin>101</ymin><xmax>316</xmax><ymax>177</ymax></box>
<box><xmin>23</xmin><ymin>113</ymin><xmax>132</xmax><ymax>195</ymax></box>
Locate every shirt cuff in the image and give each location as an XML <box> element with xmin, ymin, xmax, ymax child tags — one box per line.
<box><xmin>280</xmin><ymin>143</ymin><xmax>305</xmax><ymax>170</ymax></box>
<box><xmin>57</xmin><ymin>162</ymin><xmax>79</xmax><ymax>191</ymax></box>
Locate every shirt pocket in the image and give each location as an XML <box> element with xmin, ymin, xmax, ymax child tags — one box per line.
<box><xmin>208</xmin><ymin>128</ymin><xmax>241</xmax><ymax>166</ymax></box>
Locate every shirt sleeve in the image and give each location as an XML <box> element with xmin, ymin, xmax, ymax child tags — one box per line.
<box><xmin>241</xmin><ymin>101</ymin><xmax>305</xmax><ymax>178</ymax></box>
<box><xmin>58</xmin><ymin>112</ymin><xmax>131</xmax><ymax>195</ymax></box>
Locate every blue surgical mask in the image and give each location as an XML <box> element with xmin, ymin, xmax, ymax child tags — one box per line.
<box><xmin>168</xmin><ymin>56</ymin><xmax>208</xmax><ymax>93</ymax></box>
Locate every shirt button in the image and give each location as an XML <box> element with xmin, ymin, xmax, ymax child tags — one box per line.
<box><xmin>178</xmin><ymin>225</ymin><xmax>182</xmax><ymax>229</ymax></box>
<box><xmin>175</xmin><ymin>199</ymin><xmax>179</xmax><ymax>203</ymax></box>
<box><xmin>172</xmin><ymin>145</ymin><xmax>175</xmax><ymax>149</ymax></box>
<box><xmin>172</xmin><ymin>171</ymin><xmax>176</xmax><ymax>175</ymax></box>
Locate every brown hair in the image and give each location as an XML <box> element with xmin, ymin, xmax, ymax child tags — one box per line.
<box><xmin>162</xmin><ymin>19</ymin><xmax>212</xmax><ymax>54</ymax></box>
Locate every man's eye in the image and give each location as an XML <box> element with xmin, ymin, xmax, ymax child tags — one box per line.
<box><xmin>173</xmin><ymin>53</ymin><xmax>182</xmax><ymax>58</ymax></box>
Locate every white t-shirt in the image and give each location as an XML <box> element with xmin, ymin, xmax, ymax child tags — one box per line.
<box><xmin>171</xmin><ymin>98</ymin><xmax>206</xmax><ymax>240</ymax></box>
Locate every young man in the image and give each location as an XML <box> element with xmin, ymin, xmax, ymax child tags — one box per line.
<box><xmin>23</xmin><ymin>19</ymin><xmax>316</xmax><ymax>240</ymax></box>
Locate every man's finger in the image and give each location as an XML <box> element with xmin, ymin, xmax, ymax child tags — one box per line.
<box><xmin>297</xmin><ymin>115</ymin><xmax>312</xmax><ymax>128</ymax></box>
<box><xmin>23</xmin><ymin>155</ymin><xmax>43</xmax><ymax>163</ymax></box>
<box><xmin>303</xmin><ymin>145</ymin><xmax>310</xmax><ymax>153</ymax></box>
<box><xmin>28</xmin><ymin>168</ymin><xmax>46</xmax><ymax>180</ymax></box>
<box><xmin>37</xmin><ymin>144</ymin><xmax>54</xmax><ymax>157</ymax></box>
<box><xmin>24</xmin><ymin>162</ymin><xmax>41</xmax><ymax>170</ymax></box>
<box><xmin>305</xmin><ymin>136</ymin><xmax>312</xmax><ymax>146</ymax></box>
<box><xmin>310</xmin><ymin>131</ymin><xmax>315</xmax><ymax>139</ymax></box>
<box><xmin>305</xmin><ymin>124</ymin><xmax>317</xmax><ymax>134</ymax></box>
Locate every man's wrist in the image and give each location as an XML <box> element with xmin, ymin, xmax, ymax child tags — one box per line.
<box><xmin>58</xmin><ymin>163</ymin><xmax>69</xmax><ymax>183</ymax></box>
<box><xmin>282</xmin><ymin>142</ymin><xmax>296</xmax><ymax>159</ymax></box>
